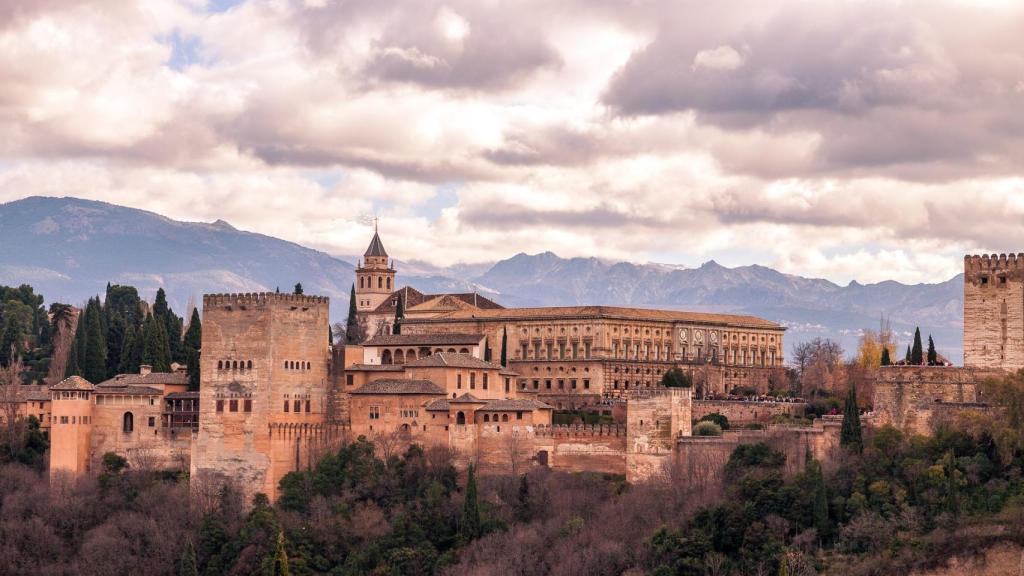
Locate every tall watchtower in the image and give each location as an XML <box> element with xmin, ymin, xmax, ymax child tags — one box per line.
<box><xmin>355</xmin><ymin>226</ymin><xmax>396</xmax><ymax>313</ymax></box>
<box><xmin>191</xmin><ymin>292</ymin><xmax>331</xmax><ymax>502</ymax></box>
<box><xmin>48</xmin><ymin>376</ymin><xmax>95</xmax><ymax>481</ymax></box>
<box><xmin>964</xmin><ymin>254</ymin><xmax>1024</xmax><ymax>370</ymax></box>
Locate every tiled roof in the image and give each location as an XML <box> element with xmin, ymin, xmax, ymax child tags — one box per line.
<box><xmin>425</xmin><ymin>398</ymin><xmax>450</xmax><ymax>411</ymax></box>
<box><xmin>351</xmin><ymin>379</ymin><xmax>445</xmax><ymax>395</ymax></box>
<box><xmin>51</xmin><ymin>376</ymin><xmax>95</xmax><ymax>391</ymax></box>
<box><xmin>98</xmin><ymin>372</ymin><xmax>188</xmax><ymax>387</ymax></box>
<box><xmin>2</xmin><ymin>386</ymin><xmax>52</xmax><ymax>402</ymax></box>
<box><xmin>363</xmin><ymin>333</ymin><xmax>485</xmax><ymax>347</ymax></box>
<box><xmin>364</xmin><ymin>231</ymin><xmax>388</xmax><ymax>257</ymax></box>
<box><xmin>165</xmin><ymin>391</ymin><xmax>200</xmax><ymax>400</ymax></box>
<box><xmin>401</xmin><ymin>305</ymin><xmax>783</xmax><ymax>329</ymax></box>
<box><xmin>348</xmin><ymin>364</ymin><xmax>406</xmax><ymax>371</ymax></box>
<box><xmin>93</xmin><ymin>386</ymin><xmax>163</xmax><ymax>396</ymax></box>
<box><xmin>450</xmin><ymin>393</ymin><xmax>485</xmax><ymax>403</ymax></box>
<box><xmin>481</xmin><ymin>398</ymin><xmax>554</xmax><ymax>411</ymax></box>
<box><xmin>369</xmin><ymin>287</ymin><xmax>503</xmax><ymax>316</ymax></box>
<box><xmin>404</xmin><ymin>352</ymin><xmax>504</xmax><ymax>370</ymax></box>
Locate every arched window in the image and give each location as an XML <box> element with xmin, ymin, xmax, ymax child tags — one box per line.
<box><xmin>484</xmin><ymin>414</ymin><xmax>490</xmax><ymax>422</ymax></box>
<box><xmin>447</xmin><ymin>348</ymin><xmax>456</xmax><ymax>354</ymax></box>
<box><xmin>378</xmin><ymin>277</ymin><xmax>383</xmax><ymax>289</ymax></box>
<box><xmin>217</xmin><ymin>360</ymin><xmax>223</xmax><ymax>370</ymax></box>
<box><xmin>122</xmin><ymin>412</ymin><xmax>134</xmax><ymax>433</ymax></box>
<box><xmin>407</xmin><ymin>349</ymin><xmax>417</xmax><ymax>361</ymax></box>
<box><xmin>456</xmin><ymin>411</ymin><xmax>466</xmax><ymax>425</ymax></box>
<box><xmin>502</xmin><ymin>414</ymin><xmax>509</xmax><ymax>422</ymax></box>
<box><xmin>382</xmin><ymin>350</ymin><xmax>392</xmax><ymax>365</ymax></box>
<box><xmin>247</xmin><ymin>360</ymin><xmax>253</xmax><ymax>369</ymax></box>
<box><xmin>386</xmin><ymin>277</ymin><xmax>391</xmax><ymax>290</ymax></box>
<box><xmin>395</xmin><ymin>349</ymin><xmax>405</xmax><ymax>364</ymax></box>
<box><xmin>359</xmin><ymin>277</ymin><xmax>364</xmax><ymax>289</ymax></box>
<box><xmin>459</xmin><ymin>348</ymin><xmax>469</xmax><ymax>354</ymax></box>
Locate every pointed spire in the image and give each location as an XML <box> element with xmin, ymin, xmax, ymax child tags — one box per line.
<box><xmin>364</xmin><ymin>229</ymin><xmax>388</xmax><ymax>258</ymax></box>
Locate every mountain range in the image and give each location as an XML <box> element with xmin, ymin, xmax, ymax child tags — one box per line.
<box><xmin>0</xmin><ymin>196</ymin><xmax>964</xmax><ymax>361</ymax></box>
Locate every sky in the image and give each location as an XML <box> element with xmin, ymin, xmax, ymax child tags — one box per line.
<box><xmin>2</xmin><ymin>0</ymin><xmax>1024</xmax><ymax>285</ymax></box>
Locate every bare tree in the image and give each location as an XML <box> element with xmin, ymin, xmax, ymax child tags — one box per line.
<box><xmin>505</xmin><ymin>427</ymin><xmax>526</xmax><ymax>476</ymax></box>
<box><xmin>0</xmin><ymin>351</ymin><xmax>27</xmax><ymax>459</ymax></box>
<box><xmin>46</xmin><ymin>305</ymin><xmax>79</xmax><ymax>385</ymax></box>
<box><xmin>372</xmin><ymin>428</ymin><xmax>405</xmax><ymax>464</ymax></box>
<box><xmin>704</xmin><ymin>552</ymin><xmax>727</xmax><ymax>576</ymax></box>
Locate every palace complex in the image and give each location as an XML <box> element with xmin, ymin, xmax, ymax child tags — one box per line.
<box><xmin>42</xmin><ymin>234</ymin><xmax>1021</xmax><ymax>504</ymax></box>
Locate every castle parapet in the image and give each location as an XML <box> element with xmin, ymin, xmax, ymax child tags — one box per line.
<box><xmin>203</xmin><ymin>292</ymin><xmax>330</xmax><ymax>308</ymax></box>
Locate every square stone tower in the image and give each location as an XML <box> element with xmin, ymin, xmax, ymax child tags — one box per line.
<box><xmin>964</xmin><ymin>254</ymin><xmax>1024</xmax><ymax>370</ymax></box>
<box><xmin>191</xmin><ymin>293</ymin><xmax>331</xmax><ymax>503</ymax></box>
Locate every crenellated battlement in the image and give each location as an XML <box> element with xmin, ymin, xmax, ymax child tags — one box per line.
<box><xmin>534</xmin><ymin>424</ymin><xmax>626</xmax><ymax>438</ymax></box>
<box><xmin>203</xmin><ymin>292</ymin><xmax>329</xmax><ymax>307</ymax></box>
<box><xmin>964</xmin><ymin>253</ymin><xmax>1024</xmax><ymax>275</ymax></box>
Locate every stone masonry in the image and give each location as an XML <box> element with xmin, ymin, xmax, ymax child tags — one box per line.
<box><xmin>964</xmin><ymin>253</ymin><xmax>1024</xmax><ymax>371</ymax></box>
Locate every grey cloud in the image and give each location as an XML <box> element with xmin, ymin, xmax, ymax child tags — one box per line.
<box><xmin>603</xmin><ymin>1</ymin><xmax>1024</xmax><ymax>179</ymax></box>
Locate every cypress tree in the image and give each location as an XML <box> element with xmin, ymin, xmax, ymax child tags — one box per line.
<box><xmin>905</xmin><ymin>345</ymin><xmax>912</xmax><ymax>364</ymax></box>
<box><xmin>178</xmin><ymin>538</ymin><xmax>199</xmax><ymax>576</ymax></box>
<box><xmin>392</xmin><ymin>293</ymin><xmax>404</xmax><ymax>335</ymax></box>
<box><xmin>142</xmin><ymin>313</ymin><xmax>171</xmax><ymax>372</ymax></box>
<box><xmin>293</xmin><ymin>283</ymin><xmax>303</xmax><ymax>295</ymax></box>
<box><xmin>183</xmin><ymin>308</ymin><xmax>202</xmax><ymax>352</ymax></box>
<box><xmin>808</xmin><ymin>455</ymin><xmax>829</xmax><ymax>538</ymax></box>
<box><xmin>911</xmin><ymin>327</ymin><xmax>923</xmax><ymax>365</ymax></box>
<box><xmin>105</xmin><ymin>313</ymin><xmax>126</xmax><ymax>377</ymax></box>
<box><xmin>65</xmin><ymin>336</ymin><xmax>80</xmax><ymax>378</ymax></box>
<box><xmin>461</xmin><ymin>464</ymin><xmax>481</xmax><ymax>540</ymax></box>
<box><xmin>500</xmin><ymin>326</ymin><xmax>508</xmax><ymax>367</ymax></box>
<box><xmin>345</xmin><ymin>284</ymin><xmax>359</xmax><ymax>344</ymax></box>
<box><xmin>82</xmin><ymin>298</ymin><xmax>107</xmax><ymax>383</ymax></box>
<box><xmin>186</xmin><ymin>347</ymin><xmax>200</xmax><ymax>391</ymax></box>
<box><xmin>927</xmin><ymin>335</ymin><xmax>937</xmax><ymax>365</ymax></box>
<box><xmin>880</xmin><ymin>347</ymin><xmax>891</xmax><ymax>366</ymax></box>
<box><xmin>272</xmin><ymin>530</ymin><xmax>291</xmax><ymax>576</ymax></box>
<box><xmin>153</xmin><ymin>288</ymin><xmax>169</xmax><ymax>320</ymax></box>
<box><xmin>840</xmin><ymin>384</ymin><xmax>863</xmax><ymax>453</ymax></box>
<box><xmin>118</xmin><ymin>325</ymin><xmax>139</xmax><ymax>375</ymax></box>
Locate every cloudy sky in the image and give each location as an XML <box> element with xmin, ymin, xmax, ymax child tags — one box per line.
<box><xmin>2</xmin><ymin>0</ymin><xmax>1023</xmax><ymax>285</ymax></box>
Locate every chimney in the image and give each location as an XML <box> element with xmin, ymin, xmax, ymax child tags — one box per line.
<box><xmin>139</xmin><ymin>364</ymin><xmax>152</xmax><ymax>376</ymax></box>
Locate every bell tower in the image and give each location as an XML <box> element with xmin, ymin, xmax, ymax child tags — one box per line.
<box><xmin>355</xmin><ymin>223</ymin><xmax>396</xmax><ymax>313</ymax></box>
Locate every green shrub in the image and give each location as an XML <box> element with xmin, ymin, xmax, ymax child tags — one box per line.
<box><xmin>694</xmin><ymin>422</ymin><xmax>723</xmax><ymax>436</ymax></box>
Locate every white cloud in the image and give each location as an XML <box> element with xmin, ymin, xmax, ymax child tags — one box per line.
<box><xmin>692</xmin><ymin>45</ymin><xmax>746</xmax><ymax>71</ymax></box>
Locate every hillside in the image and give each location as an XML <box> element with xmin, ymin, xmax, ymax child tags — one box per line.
<box><xmin>0</xmin><ymin>196</ymin><xmax>964</xmax><ymax>360</ymax></box>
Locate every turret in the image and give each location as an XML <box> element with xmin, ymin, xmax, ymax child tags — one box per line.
<box><xmin>355</xmin><ymin>227</ymin><xmax>396</xmax><ymax>312</ymax></box>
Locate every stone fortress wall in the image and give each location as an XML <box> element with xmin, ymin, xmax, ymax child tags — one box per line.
<box><xmin>191</xmin><ymin>293</ymin><xmax>339</xmax><ymax>503</ymax></box>
<box><xmin>964</xmin><ymin>253</ymin><xmax>1024</xmax><ymax>371</ymax></box>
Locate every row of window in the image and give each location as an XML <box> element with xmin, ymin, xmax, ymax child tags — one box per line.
<box><xmin>217</xmin><ymin>360</ymin><xmax>253</xmax><ymax>371</ymax></box>
<box><xmin>482</xmin><ymin>412</ymin><xmax>523</xmax><ymax>422</ymax></box>
<box><xmin>215</xmin><ymin>399</ymin><xmax>253</xmax><ymax>413</ymax></box>
<box><xmin>283</xmin><ymin>399</ymin><xmax>312</xmax><ymax>413</ymax></box>
<box><xmin>380</xmin><ymin>348</ymin><xmax>469</xmax><ymax>364</ymax></box>
<box><xmin>358</xmin><ymin>275</ymin><xmax>392</xmax><ymax>290</ymax></box>
<box><xmin>456</xmin><ymin>372</ymin><xmax>489</xmax><ymax>390</ymax></box>
<box><xmin>526</xmin><ymin>379</ymin><xmax>591</xmax><ymax>391</ymax></box>
<box><xmin>520</xmin><ymin>342</ymin><xmax>592</xmax><ymax>361</ymax></box>
<box><xmin>58</xmin><ymin>415</ymin><xmax>91</xmax><ymax>425</ymax></box>
<box><xmin>284</xmin><ymin>361</ymin><xmax>312</xmax><ymax>371</ymax></box>
<box><xmin>95</xmin><ymin>395</ymin><xmax>156</xmax><ymax>406</ymax></box>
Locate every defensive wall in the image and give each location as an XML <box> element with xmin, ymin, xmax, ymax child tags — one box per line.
<box><xmin>873</xmin><ymin>366</ymin><xmax>1006</xmax><ymax>436</ymax></box>
<box><xmin>692</xmin><ymin>399</ymin><xmax>806</xmax><ymax>425</ymax></box>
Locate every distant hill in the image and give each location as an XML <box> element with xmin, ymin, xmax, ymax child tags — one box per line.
<box><xmin>0</xmin><ymin>196</ymin><xmax>964</xmax><ymax>361</ymax></box>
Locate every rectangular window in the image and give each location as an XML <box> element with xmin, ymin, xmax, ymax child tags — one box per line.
<box><xmin>346</xmin><ymin>374</ymin><xmax>354</xmax><ymax>386</ymax></box>
<box><xmin>571</xmin><ymin>379</ymin><xmax>577</xmax><ymax>389</ymax></box>
<box><xmin>283</xmin><ymin>401</ymin><xmax>289</xmax><ymax>412</ymax></box>
<box><xmin>293</xmin><ymin>400</ymin><xmax>301</xmax><ymax>413</ymax></box>
<box><xmin>216</xmin><ymin>400</ymin><xmax>224</xmax><ymax>413</ymax></box>
<box><xmin>483</xmin><ymin>373</ymin><xmax>489</xmax><ymax>390</ymax></box>
<box><xmin>584</xmin><ymin>379</ymin><xmax>590</xmax><ymax>390</ymax></box>
<box><xmin>558</xmin><ymin>379</ymin><xmax>565</xmax><ymax>390</ymax></box>
<box><xmin>559</xmin><ymin>343</ymin><xmax>566</xmax><ymax>359</ymax></box>
<box><xmin>229</xmin><ymin>399</ymin><xmax>238</xmax><ymax>412</ymax></box>
<box><xmin>533</xmin><ymin>379</ymin><xmax>540</xmax><ymax>390</ymax></box>
<box><xmin>305</xmin><ymin>400</ymin><xmax>311</xmax><ymax>413</ymax></box>
<box><xmin>470</xmin><ymin>373</ymin><xmax>476</xmax><ymax>389</ymax></box>
<box><xmin>244</xmin><ymin>399</ymin><xmax>252</xmax><ymax>412</ymax></box>
<box><xmin>546</xmin><ymin>343</ymin><xmax>553</xmax><ymax>359</ymax></box>
<box><xmin>505</xmin><ymin>377</ymin><xmax>510</xmax><ymax>393</ymax></box>
<box><xmin>457</xmin><ymin>374</ymin><xmax>463</xmax><ymax>389</ymax></box>
<box><xmin>148</xmin><ymin>416</ymin><xmax>156</xmax><ymax>427</ymax></box>
<box><xmin>60</xmin><ymin>416</ymin><xmax>68</xmax><ymax>424</ymax></box>
<box><xmin>369</xmin><ymin>406</ymin><xmax>380</xmax><ymax>420</ymax></box>
<box><xmin>521</xmin><ymin>344</ymin><xmax>528</xmax><ymax>359</ymax></box>
<box><xmin>545</xmin><ymin>379</ymin><xmax>552</xmax><ymax>390</ymax></box>
<box><xmin>517</xmin><ymin>411</ymin><xmax>523</xmax><ymax>420</ymax></box>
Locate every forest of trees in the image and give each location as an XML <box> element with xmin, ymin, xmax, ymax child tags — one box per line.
<box><xmin>63</xmin><ymin>285</ymin><xmax>201</xmax><ymax>389</ymax></box>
